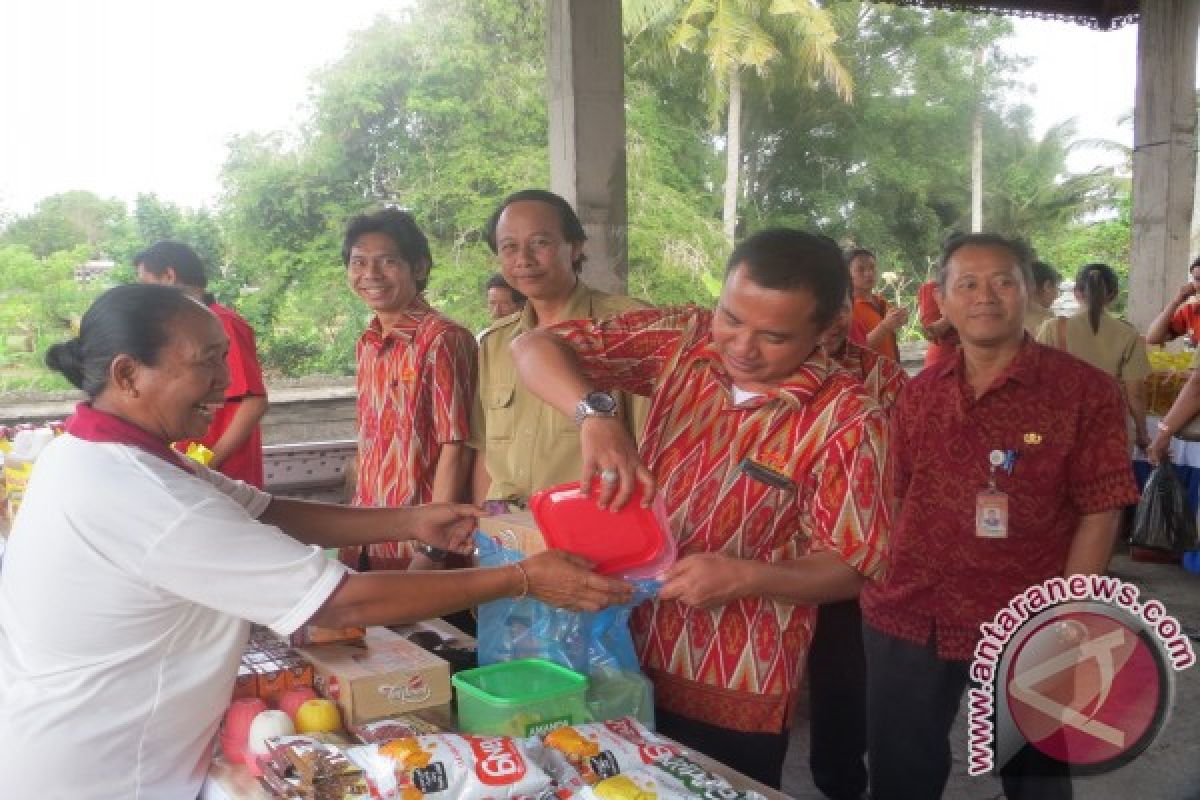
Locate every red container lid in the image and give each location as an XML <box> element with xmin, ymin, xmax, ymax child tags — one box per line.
<box><xmin>529</xmin><ymin>481</ymin><xmax>674</xmax><ymax>577</ymax></box>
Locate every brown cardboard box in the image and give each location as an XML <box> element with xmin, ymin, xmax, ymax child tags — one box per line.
<box><xmin>297</xmin><ymin>626</ymin><xmax>451</xmax><ymax>726</ymax></box>
<box><xmin>477</xmin><ymin>510</ymin><xmax>545</xmax><ymax>557</ymax></box>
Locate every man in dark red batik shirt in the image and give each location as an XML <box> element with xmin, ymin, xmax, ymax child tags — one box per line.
<box><xmin>860</xmin><ymin>234</ymin><xmax>1139</xmax><ymax>800</ymax></box>
<box><xmin>136</xmin><ymin>241</ymin><xmax>268</xmax><ymax>487</ymax></box>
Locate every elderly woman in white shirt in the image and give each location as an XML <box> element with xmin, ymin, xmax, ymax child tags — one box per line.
<box><xmin>0</xmin><ymin>283</ymin><xmax>631</xmax><ymax>799</ymax></box>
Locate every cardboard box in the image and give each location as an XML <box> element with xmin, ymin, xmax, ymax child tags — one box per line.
<box><xmin>297</xmin><ymin>626</ymin><xmax>451</xmax><ymax>726</ymax></box>
<box><xmin>477</xmin><ymin>510</ymin><xmax>545</xmax><ymax>557</ymax></box>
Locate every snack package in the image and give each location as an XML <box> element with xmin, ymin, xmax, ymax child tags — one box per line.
<box><xmin>648</xmin><ymin>754</ymin><xmax>767</xmax><ymax>800</ymax></box>
<box><xmin>350</xmin><ymin>713</ymin><xmax>446</xmax><ymax>744</ymax></box>
<box><xmin>348</xmin><ymin>734</ymin><xmax>557</xmax><ymax>800</ymax></box>
<box><xmin>541</xmin><ymin>719</ymin><xmax>680</xmax><ymax>785</ymax></box>
<box><xmin>290</xmin><ymin>624</ymin><xmax>367</xmax><ymax>647</ymax></box>
<box><xmin>258</xmin><ymin>735</ymin><xmax>370</xmax><ymax>799</ymax></box>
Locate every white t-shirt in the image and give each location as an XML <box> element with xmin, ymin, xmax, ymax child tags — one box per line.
<box><xmin>0</xmin><ymin>434</ymin><xmax>347</xmax><ymax>799</ymax></box>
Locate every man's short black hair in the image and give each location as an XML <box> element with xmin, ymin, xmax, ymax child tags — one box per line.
<box><xmin>844</xmin><ymin>247</ymin><xmax>875</xmax><ymax>265</ymax></box>
<box><xmin>485</xmin><ymin>272</ymin><xmax>526</xmax><ymax>304</ymax></box>
<box><xmin>483</xmin><ymin>189</ymin><xmax>587</xmax><ymax>273</ymax></box>
<box><xmin>134</xmin><ymin>240</ymin><xmax>207</xmax><ymax>289</ymax></box>
<box><xmin>342</xmin><ymin>209</ymin><xmax>433</xmax><ymax>292</ymax></box>
<box><xmin>1031</xmin><ymin>260</ymin><xmax>1061</xmax><ymax>291</ymax></box>
<box><xmin>725</xmin><ymin>229</ymin><xmax>848</xmax><ymax>330</ymax></box>
<box><xmin>937</xmin><ymin>233</ymin><xmax>1033</xmax><ymax>289</ymax></box>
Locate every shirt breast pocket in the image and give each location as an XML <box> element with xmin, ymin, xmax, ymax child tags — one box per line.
<box><xmin>485</xmin><ymin>384</ymin><xmax>516</xmax><ymax>442</ymax></box>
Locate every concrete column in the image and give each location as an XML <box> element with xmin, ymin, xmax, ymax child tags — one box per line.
<box><xmin>546</xmin><ymin>0</ymin><xmax>628</xmax><ymax>294</ymax></box>
<box><xmin>1129</xmin><ymin>0</ymin><xmax>1199</xmax><ymax>331</ymax></box>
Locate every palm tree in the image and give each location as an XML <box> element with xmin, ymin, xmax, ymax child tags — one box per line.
<box><xmin>625</xmin><ymin>0</ymin><xmax>853</xmax><ymax>242</ymax></box>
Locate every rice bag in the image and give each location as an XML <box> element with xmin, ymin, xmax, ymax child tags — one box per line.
<box><xmin>348</xmin><ymin>733</ymin><xmax>557</xmax><ymax>799</ymax></box>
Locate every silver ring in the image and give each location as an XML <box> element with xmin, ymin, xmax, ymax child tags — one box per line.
<box><xmin>599</xmin><ymin>468</ymin><xmax>619</xmax><ymax>484</ymax></box>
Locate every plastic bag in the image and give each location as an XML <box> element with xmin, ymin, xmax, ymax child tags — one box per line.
<box><xmin>475</xmin><ymin>533</ymin><xmax>657</xmax><ymax>727</ymax></box>
<box><xmin>1131</xmin><ymin>461</ymin><xmax>1200</xmax><ymax>554</ymax></box>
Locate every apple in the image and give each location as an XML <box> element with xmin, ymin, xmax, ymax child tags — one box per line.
<box><xmin>294</xmin><ymin>698</ymin><xmax>342</xmax><ymax>733</ymax></box>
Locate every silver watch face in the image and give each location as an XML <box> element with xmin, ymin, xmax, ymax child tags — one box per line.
<box><xmin>585</xmin><ymin>391</ymin><xmax>617</xmax><ymax>414</ymax></box>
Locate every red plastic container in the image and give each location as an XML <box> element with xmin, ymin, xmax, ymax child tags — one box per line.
<box><xmin>529</xmin><ymin>481</ymin><xmax>676</xmax><ymax>578</ymax></box>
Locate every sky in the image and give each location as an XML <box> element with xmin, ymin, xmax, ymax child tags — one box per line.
<box><xmin>0</xmin><ymin>3</ymin><xmax>1175</xmax><ymax>217</ymax></box>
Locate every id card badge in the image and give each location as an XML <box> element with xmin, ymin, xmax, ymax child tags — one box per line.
<box><xmin>975</xmin><ymin>489</ymin><xmax>1009</xmax><ymax>539</ymax></box>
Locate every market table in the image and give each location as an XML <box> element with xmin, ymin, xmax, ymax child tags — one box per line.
<box><xmin>202</xmin><ymin>738</ymin><xmax>791</xmax><ymax>800</ymax></box>
<box><xmin>201</xmin><ymin>620</ymin><xmax>790</xmax><ymax>800</ymax></box>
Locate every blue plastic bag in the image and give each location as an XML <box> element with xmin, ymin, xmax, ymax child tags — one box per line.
<box><xmin>474</xmin><ymin>532</ymin><xmax>657</xmax><ymax>726</ymax></box>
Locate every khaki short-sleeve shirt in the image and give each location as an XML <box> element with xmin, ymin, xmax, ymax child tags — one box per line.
<box><xmin>1024</xmin><ymin>303</ymin><xmax>1054</xmax><ymax>336</ymax></box>
<box><xmin>1035</xmin><ymin>311</ymin><xmax>1150</xmax><ymax>382</ymax></box>
<box><xmin>469</xmin><ymin>280</ymin><xmax>649</xmax><ymax>503</ymax></box>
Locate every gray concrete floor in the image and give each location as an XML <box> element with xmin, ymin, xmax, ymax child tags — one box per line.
<box><xmin>780</xmin><ymin>552</ymin><xmax>1200</xmax><ymax>800</ymax></box>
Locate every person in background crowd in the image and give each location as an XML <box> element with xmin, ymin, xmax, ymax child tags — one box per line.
<box><xmin>1037</xmin><ymin>262</ymin><xmax>1150</xmax><ymax>450</ymax></box>
<box><xmin>848</xmin><ymin>248</ymin><xmax>906</xmax><ymax>363</ymax></box>
<box><xmin>469</xmin><ymin>189</ymin><xmax>647</xmax><ymax>507</ymax></box>
<box><xmin>1023</xmin><ymin>259</ymin><xmax>1060</xmax><ymax>336</ymax></box>
<box><xmin>1145</xmin><ymin>255</ymin><xmax>1200</xmax><ymax>346</ymax></box>
<box><xmin>807</xmin><ymin>293</ymin><xmax>907</xmax><ymax>800</ymax></box>
<box><xmin>0</xmin><ymin>283</ymin><xmax>632</xmax><ymax>799</ymax></box>
<box><xmin>1148</xmin><ymin>354</ymin><xmax>1200</xmax><ymax>464</ymax></box>
<box><xmin>860</xmin><ymin>234</ymin><xmax>1139</xmax><ymax>800</ymax></box>
<box><xmin>510</xmin><ymin>229</ymin><xmax>892</xmax><ymax>789</ymax></box>
<box><xmin>485</xmin><ymin>272</ymin><xmax>526</xmax><ymax>320</ymax></box>
<box><xmin>916</xmin><ymin>276</ymin><xmax>958</xmax><ymax>368</ymax></box>
<box><xmin>338</xmin><ymin>209</ymin><xmax>477</xmax><ymax>572</ymax></box>
<box><xmin>136</xmin><ymin>240</ymin><xmax>268</xmax><ymax>488</ymax></box>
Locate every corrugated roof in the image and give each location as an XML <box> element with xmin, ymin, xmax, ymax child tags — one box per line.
<box><xmin>885</xmin><ymin>1</ymin><xmax>1139</xmax><ymax>30</ymax></box>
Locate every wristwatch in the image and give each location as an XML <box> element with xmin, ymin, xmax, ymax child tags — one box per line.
<box><xmin>414</xmin><ymin>542</ymin><xmax>449</xmax><ymax>562</ymax></box>
<box><xmin>574</xmin><ymin>390</ymin><xmax>618</xmax><ymax>427</ymax></box>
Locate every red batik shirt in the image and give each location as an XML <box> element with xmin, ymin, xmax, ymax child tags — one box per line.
<box><xmin>175</xmin><ymin>302</ymin><xmax>267</xmax><ymax>488</ymax></box>
<box><xmin>553</xmin><ymin>306</ymin><xmax>891</xmax><ymax>734</ymax></box>
<box><xmin>341</xmin><ymin>299</ymin><xmax>476</xmax><ymax>571</ymax></box>
<box><xmin>860</xmin><ymin>339</ymin><xmax>1140</xmax><ymax>661</ymax></box>
<box><xmin>831</xmin><ymin>341</ymin><xmax>908</xmax><ymax>412</ymax></box>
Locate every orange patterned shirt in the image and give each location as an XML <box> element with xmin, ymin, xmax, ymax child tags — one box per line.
<box><xmin>340</xmin><ymin>299</ymin><xmax>476</xmax><ymax>571</ymax></box>
<box><xmin>553</xmin><ymin>306</ymin><xmax>892</xmax><ymax>733</ymax></box>
<box><xmin>831</xmin><ymin>341</ymin><xmax>908</xmax><ymax>413</ymax></box>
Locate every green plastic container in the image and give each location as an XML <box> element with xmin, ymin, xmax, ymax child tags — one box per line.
<box><xmin>452</xmin><ymin>658</ymin><xmax>591</xmax><ymax>737</ymax></box>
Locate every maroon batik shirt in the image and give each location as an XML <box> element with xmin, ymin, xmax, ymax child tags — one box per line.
<box><xmin>860</xmin><ymin>338</ymin><xmax>1140</xmax><ymax>661</ymax></box>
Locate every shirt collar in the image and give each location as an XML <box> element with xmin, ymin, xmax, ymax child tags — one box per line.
<box><xmin>362</xmin><ymin>297</ymin><xmax>434</xmax><ymax>348</ymax></box>
<box><xmin>697</xmin><ymin>340</ymin><xmax>834</xmax><ymax>409</ymax></box>
<box><xmin>515</xmin><ymin>277</ymin><xmax>593</xmax><ymax>333</ymax></box>
<box><xmin>65</xmin><ymin>402</ymin><xmax>192</xmax><ymax>472</ymax></box>
<box><xmin>936</xmin><ymin>334</ymin><xmax>1040</xmax><ymax>389</ymax></box>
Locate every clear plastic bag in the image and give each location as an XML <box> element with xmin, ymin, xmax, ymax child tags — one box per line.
<box><xmin>475</xmin><ymin>533</ymin><xmax>657</xmax><ymax>727</ymax></box>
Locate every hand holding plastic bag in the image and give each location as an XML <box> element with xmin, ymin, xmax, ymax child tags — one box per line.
<box><xmin>1131</xmin><ymin>460</ymin><xmax>1199</xmax><ymax>554</ymax></box>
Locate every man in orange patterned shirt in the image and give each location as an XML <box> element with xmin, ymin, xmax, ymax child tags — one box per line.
<box><xmin>511</xmin><ymin>230</ymin><xmax>892</xmax><ymax>788</ymax></box>
<box><xmin>338</xmin><ymin>210</ymin><xmax>477</xmax><ymax>572</ymax></box>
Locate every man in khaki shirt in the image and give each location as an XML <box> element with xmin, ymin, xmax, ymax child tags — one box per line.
<box><xmin>1023</xmin><ymin>259</ymin><xmax>1059</xmax><ymax>335</ymax></box>
<box><xmin>470</xmin><ymin>189</ymin><xmax>647</xmax><ymax>505</ymax></box>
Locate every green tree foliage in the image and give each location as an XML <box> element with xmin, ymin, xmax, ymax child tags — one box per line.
<box><xmin>625</xmin><ymin>0</ymin><xmax>852</xmax><ymax>241</ymax></box>
<box><xmin>1</xmin><ymin>191</ymin><xmax>127</xmax><ymax>258</ymax></box>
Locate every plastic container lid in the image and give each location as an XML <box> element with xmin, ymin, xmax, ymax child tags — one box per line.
<box><xmin>529</xmin><ymin>481</ymin><xmax>676</xmax><ymax>578</ymax></box>
<box><xmin>452</xmin><ymin>658</ymin><xmax>588</xmax><ymax>707</ymax></box>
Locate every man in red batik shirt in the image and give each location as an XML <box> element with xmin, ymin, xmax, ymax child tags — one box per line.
<box><xmin>860</xmin><ymin>234</ymin><xmax>1140</xmax><ymax>800</ymax></box>
<box><xmin>136</xmin><ymin>241</ymin><xmax>268</xmax><ymax>488</ymax></box>
<box><xmin>338</xmin><ymin>209</ymin><xmax>477</xmax><ymax>573</ymax></box>
<box><xmin>511</xmin><ymin>230</ymin><xmax>892</xmax><ymax>789</ymax></box>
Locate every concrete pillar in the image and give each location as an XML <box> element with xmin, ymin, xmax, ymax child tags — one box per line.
<box><xmin>1129</xmin><ymin>0</ymin><xmax>1199</xmax><ymax>331</ymax></box>
<box><xmin>546</xmin><ymin>0</ymin><xmax>628</xmax><ymax>294</ymax></box>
